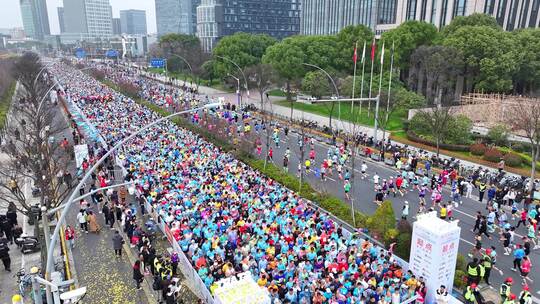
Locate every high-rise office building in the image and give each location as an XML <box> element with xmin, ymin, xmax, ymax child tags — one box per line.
<box><xmin>155</xmin><ymin>0</ymin><xmax>200</xmax><ymax>36</ymax></box>
<box><xmin>63</xmin><ymin>0</ymin><xmax>113</xmax><ymax>38</ymax></box>
<box><xmin>301</xmin><ymin>0</ymin><xmax>378</xmax><ymax>35</ymax></box>
<box><xmin>58</xmin><ymin>7</ymin><xmax>66</xmax><ymax>33</ymax></box>
<box><xmin>120</xmin><ymin>10</ymin><xmax>147</xmax><ymax>35</ymax></box>
<box><xmin>19</xmin><ymin>0</ymin><xmax>50</xmax><ymax>40</ymax></box>
<box><xmin>301</xmin><ymin>0</ymin><xmax>538</xmax><ymax>36</ymax></box>
<box><xmin>398</xmin><ymin>0</ymin><xmax>539</xmax><ymax>30</ymax></box>
<box><xmin>196</xmin><ymin>0</ymin><xmax>301</xmax><ymax>52</ymax></box>
<box><xmin>112</xmin><ymin>18</ymin><xmax>122</xmax><ymax>35</ymax></box>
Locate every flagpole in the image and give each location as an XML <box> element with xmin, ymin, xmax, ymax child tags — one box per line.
<box><xmin>351</xmin><ymin>41</ymin><xmax>358</xmax><ymax>112</ymax></box>
<box><xmin>386</xmin><ymin>41</ymin><xmax>395</xmax><ymax>120</ymax></box>
<box><xmin>374</xmin><ymin>41</ymin><xmax>385</xmax><ymax>142</ymax></box>
<box><xmin>358</xmin><ymin>41</ymin><xmax>366</xmax><ymax>120</ymax></box>
<box><xmin>368</xmin><ymin>38</ymin><xmax>376</xmax><ymax>118</ymax></box>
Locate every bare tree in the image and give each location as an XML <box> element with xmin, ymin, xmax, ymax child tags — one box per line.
<box><xmin>0</xmin><ymin>53</ymin><xmax>74</xmax><ymax>219</ymax></box>
<box><xmin>505</xmin><ymin>100</ymin><xmax>540</xmax><ymax>194</ymax></box>
<box><xmin>245</xmin><ymin>63</ymin><xmax>278</xmax><ymax>170</ymax></box>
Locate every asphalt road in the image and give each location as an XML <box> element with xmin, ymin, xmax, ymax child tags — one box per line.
<box><xmin>247</xmin><ymin>124</ymin><xmax>540</xmax><ymax>299</ymax></box>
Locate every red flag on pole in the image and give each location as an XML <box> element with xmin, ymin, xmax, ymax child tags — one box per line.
<box><xmin>353</xmin><ymin>44</ymin><xmax>358</xmax><ymax>63</ymax></box>
<box><xmin>370</xmin><ymin>38</ymin><xmax>376</xmax><ymax>62</ymax></box>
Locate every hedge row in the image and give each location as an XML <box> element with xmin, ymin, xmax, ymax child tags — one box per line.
<box><xmin>468</xmin><ymin>143</ymin><xmax>523</xmax><ymax>167</ymax></box>
<box><xmin>406</xmin><ymin>130</ymin><xmax>470</xmax><ymax>152</ymax></box>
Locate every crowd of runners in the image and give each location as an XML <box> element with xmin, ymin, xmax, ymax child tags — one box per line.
<box><xmin>52</xmin><ymin>60</ymin><xmax>540</xmax><ymax>304</ymax></box>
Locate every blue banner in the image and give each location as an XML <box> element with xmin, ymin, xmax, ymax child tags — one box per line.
<box><xmin>106</xmin><ymin>49</ymin><xmax>119</xmax><ymax>58</ymax></box>
<box><xmin>75</xmin><ymin>48</ymin><xmax>86</xmax><ymax>59</ymax></box>
<box><xmin>150</xmin><ymin>58</ymin><xmax>166</xmax><ymax>68</ymax></box>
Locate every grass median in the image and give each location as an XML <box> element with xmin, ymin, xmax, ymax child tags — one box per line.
<box><xmin>275</xmin><ymin>99</ymin><xmax>406</xmax><ymax>131</ymax></box>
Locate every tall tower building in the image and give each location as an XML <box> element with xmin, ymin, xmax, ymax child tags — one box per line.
<box><xmin>63</xmin><ymin>0</ymin><xmax>113</xmax><ymax>38</ymax></box>
<box><xmin>19</xmin><ymin>0</ymin><xmax>50</xmax><ymax>40</ymax></box>
<box><xmin>155</xmin><ymin>0</ymin><xmax>200</xmax><ymax>36</ymax></box>
<box><xmin>58</xmin><ymin>7</ymin><xmax>66</xmax><ymax>33</ymax></box>
<box><xmin>120</xmin><ymin>10</ymin><xmax>147</xmax><ymax>35</ymax></box>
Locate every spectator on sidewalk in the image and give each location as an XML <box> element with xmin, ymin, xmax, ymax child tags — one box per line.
<box><xmin>6</xmin><ymin>201</ymin><xmax>18</xmax><ymax>226</ymax></box>
<box><xmin>112</xmin><ymin>230</ymin><xmax>124</xmax><ymax>257</ymax></box>
<box><xmin>0</xmin><ymin>237</ymin><xmax>11</xmax><ymax>272</ymax></box>
<box><xmin>65</xmin><ymin>225</ymin><xmax>75</xmax><ymax>249</ymax></box>
<box><xmin>0</xmin><ymin>215</ymin><xmax>14</xmax><ymax>244</ymax></box>
<box><xmin>77</xmin><ymin>209</ymin><xmax>88</xmax><ymax>233</ymax></box>
<box><xmin>87</xmin><ymin>211</ymin><xmax>101</xmax><ymax>233</ymax></box>
<box><xmin>133</xmin><ymin>260</ymin><xmax>144</xmax><ymax>290</ymax></box>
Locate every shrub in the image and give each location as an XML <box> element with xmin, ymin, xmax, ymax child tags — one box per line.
<box><xmin>470</xmin><ymin>143</ymin><xmax>487</xmax><ymax>156</ymax></box>
<box><xmin>455</xmin><ymin>254</ymin><xmax>467</xmax><ymax>271</ymax></box>
<box><xmin>366</xmin><ymin>201</ymin><xmax>396</xmax><ymax>245</ymax></box>
<box><xmin>90</xmin><ymin>68</ymin><xmax>105</xmax><ymax>81</ymax></box>
<box><xmin>487</xmin><ymin>124</ymin><xmax>509</xmax><ymax>146</ymax></box>
<box><xmin>483</xmin><ymin>148</ymin><xmax>503</xmax><ymax>162</ymax></box>
<box><xmin>394</xmin><ymin>220</ymin><xmax>412</xmax><ymax>260</ymax></box>
<box><xmin>503</xmin><ymin>153</ymin><xmax>522</xmax><ymax>167</ymax></box>
<box><xmin>454</xmin><ymin>270</ymin><xmax>467</xmax><ymax>290</ymax></box>
<box><xmin>117</xmin><ymin>80</ymin><xmax>140</xmax><ymax>99</ymax></box>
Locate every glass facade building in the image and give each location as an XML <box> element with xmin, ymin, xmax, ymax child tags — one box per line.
<box><xmin>19</xmin><ymin>0</ymin><xmax>50</xmax><ymax>40</ymax></box>
<box><xmin>63</xmin><ymin>0</ymin><xmax>112</xmax><ymax>38</ymax></box>
<box><xmin>196</xmin><ymin>0</ymin><xmax>300</xmax><ymax>52</ymax></box>
<box><xmin>301</xmin><ymin>0</ymin><xmax>398</xmax><ymax>35</ymax></box>
<box><xmin>120</xmin><ymin>10</ymin><xmax>147</xmax><ymax>35</ymax></box>
<box><xmin>156</xmin><ymin>0</ymin><xmax>200</xmax><ymax>36</ymax></box>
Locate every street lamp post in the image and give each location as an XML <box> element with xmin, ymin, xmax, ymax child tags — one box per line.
<box><xmin>36</xmin><ymin>67</ymin><xmax>94</xmax><ymax>116</ymax></box>
<box><xmin>170</xmin><ymin>54</ymin><xmax>194</xmax><ymax>87</ymax></box>
<box><xmin>302</xmin><ymin>63</ymin><xmax>340</xmax><ymax>135</ymax></box>
<box><xmin>215</xmin><ymin>55</ymin><xmax>250</xmax><ymax>108</ymax></box>
<box><xmin>45</xmin><ymin>102</ymin><xmax>221</xmax><ymax>301</ymax></box>
<box><xmin>228</xmin><ymin>74</ymin><xmax>241</xmax><ymax>109</ymax></box>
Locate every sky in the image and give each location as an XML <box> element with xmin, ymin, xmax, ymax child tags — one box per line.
<box><xmin>0</xmin><ymin>0</ymin><xmax>157</xmax><ymax>34</ymax></box>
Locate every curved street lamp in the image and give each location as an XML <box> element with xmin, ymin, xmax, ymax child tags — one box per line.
<box><xmin>45</xmin><ymin>100</ymin><xmax>221</xmax><ymax>298</ymax></box>
<box><xmin>215</xmin><ymin>55</ymin><xmax>250</xmax><ymax>102</ymax></box>
<box><xmin>302</xmin><ymin>63</ymin><xmax>340</xmax><ymax>134</ymax></box>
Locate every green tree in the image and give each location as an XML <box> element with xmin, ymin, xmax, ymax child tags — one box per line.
<box><xmin>262</xmin><ymin>38</ymin><xmax>306</xmax><ymax>115</ymax></box>
<box><xmin>443</xmin><ymin>26</ymin><xmax>517</xmax><ymax>93</ymax></box>
<box><xmin>413</xmin><ymin>106</ymin><xmax>455</xmax><ymax>156</ymax></box>
<box><xmin>212</xmin><ymin>32</ymin><xmax>276</xmax><ymax>77</ymax></box>
<box><xmin>335</xmin><ymin>25</ymin><xmax>374</xmax><ymax>73</ymax></box>
<box><xmin>441</xmin><ymin>13</ymin><xmax>501</xmax><ymax>37</ymax></box>
<box><xmin>301</xmin><ymin>70</ymin><xmax>331</xmax><ymax>99</ymax></box>
<box><xmin>200</xmin><ymin>60</ymin><xmax>216</xmax><ymax>86</ymax></box>
<box><xmin>445</xmin><ymin>115</ymin><xmax>472</xmax><ymax>144</ymax></box>
<box><xmin>158</xmin><ymin>33</ymin><xmax>203</xmax><ymax>72</ymax></box>
<box><xmin>366</xmin><ymin>201</ymin><xmax>396</xmax><ymax>244</ymax></box>
<box><xmin>381</xmin><ymin>21</ymin><xmax>438</xmax><ymax>73</ymax></box>
<box><xmin>409</xmin><ymin>45</ymin><xmax>464</xmax><ymax>105</ymax></box>
<box><xmin>487</xmin><ymin>124</ymin><xmax>509</xmax><ymax>146</ymax></box>
<box><xmin>512</xmin><ymin>28</ymin><xmax>540</xmax><ymax>95</ymax></box>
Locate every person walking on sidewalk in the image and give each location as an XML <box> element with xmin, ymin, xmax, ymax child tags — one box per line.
<box><xmin>112</xmin><ymin>230</ymin><xmax>124</xmax><ymax>257</ymax></box>
<box><xmin>0</xmin><ymin>238</ymin><xmax>11</xmax><ymax>272</ymax></box>
<box><xmin>133</xmin><ymin>260</ymin><xmax>144</xmax><ymax>290</ymax></box>
<box><xmin>77</xmin><ymin>209</ymin><xmax>88</xmax><ymax>233</ymax></box>
<box><xmin>87</xmin><ymin>211</ymin><xmax>101</xmax><ymax>233</ymax></box>
<box><xmin>65</xmin><ymin>225</ymin><xmax>75</xmax><ymax>249</ymax></box>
